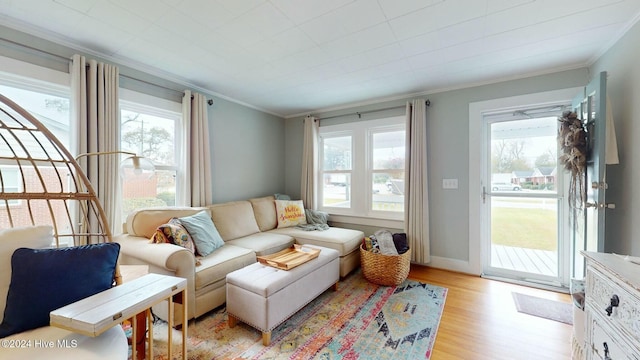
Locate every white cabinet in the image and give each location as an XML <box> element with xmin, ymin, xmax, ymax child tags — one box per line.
<box><xmin>582</xmin><ymin>252</ymin><xmax>640</xmax><ymax>360</ymax></box>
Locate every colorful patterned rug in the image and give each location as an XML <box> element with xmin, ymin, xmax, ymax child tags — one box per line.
<box><xmin>147</xmin><ymin>271</ymin><xmax>447</xmax><ymax>360</ymax></box>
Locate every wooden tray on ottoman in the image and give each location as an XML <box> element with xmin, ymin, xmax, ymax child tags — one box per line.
<box><xmin>257</xmin><ymin>244</ymin><xmax>320</xmax><ymax>270</ymax></box>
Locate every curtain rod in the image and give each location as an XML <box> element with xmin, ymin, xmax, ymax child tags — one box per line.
<box><xmin>184</xmin><ymin>92</ymin><xmax>214</xmax><ymax>105</ymax></box>
<box><xmin>1</xmin><ymin>37</ymin><xmax>212</xmax><ymax>104</ymax></box>
<box><xmin>315</xmin><ymin>99</ymin><xmax>430</xmax><ymax>121</ymax></box>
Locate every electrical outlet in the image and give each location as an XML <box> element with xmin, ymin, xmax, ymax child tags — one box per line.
<box><xmin>442</xmin><ymin>178</ymin><xmax>458</xmax><ymax>189</ymax></box>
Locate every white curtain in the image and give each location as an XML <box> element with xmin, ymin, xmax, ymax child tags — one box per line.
<box><xmin>71</xmin><ymin>54</ymin><xmax>120</xmax><ymax>237</ymax></box>
<box><xmin>404</xmin><ymin>99</ymin><xmax>430</xmax><ymax>263</ymax></box>
<box><xmin>301</xmin><ymin>116</ymin><xmax>319</xmax><ymax>209</ymax></box>
<box><xmin>605</xmin><ymin>96</ymin><xmax>619</xmax><ymax>165</ymax></box>
<box><xmin>182</xmin><ymin>90</ymin><xmax>212</xmax><ymax>206</ymax></box>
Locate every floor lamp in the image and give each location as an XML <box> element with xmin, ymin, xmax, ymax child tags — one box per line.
<box><xmin>74</xmin><ymin>151</ymin><xmax>155</xmax><ymax>239</ymax></box>
<box><xmin>75</xmin><ymin>151</ymin><xmax>155</xmax><ymax>177</ymax></box>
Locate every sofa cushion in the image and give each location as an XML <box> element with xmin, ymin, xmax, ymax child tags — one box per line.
<box><xmin>249</xmin><ymin>196</ymin><xmax>277</xmax><ymax>232</ymax></box>
<box><xmin>0</xmin><ymin>243</ymin><xmax>120</xmax><ymax>338</ymax></box>
<box><xmin>0</xmin><ymin>225</ymin><xmax>53</xmax><ymax>324</ymax></box>
<box><xmin>194</xmin><ymin>244</ymin><xmax>255</xmax><ymax>291</ymax></box>
<box><xmin>275</xmin><ymin>200</ymin><xmax>307</xmax><ymax>228</ymax></box>
<box><xmin>178</xmin><ymin>211</ymin><xmax>224</xmax><ymax>257</ymax></box>
<box><xmin>127</xmin><ymin>207</ymin><xmax>208</xmax><ymax>238</ymax></box>
<box><xmin>208</xmin><ymin>201</ymin><xmax>260</xmax><ymax>241</ymax></box>
<box><xmin>268</xmin><ymin>227</ymin><xmax>364</xmax><ymax>257</ymax></box>
<box><xmin>225</xmin><ymin>232</ymin><xmax>295</xmax><ymax>257</ymax></box>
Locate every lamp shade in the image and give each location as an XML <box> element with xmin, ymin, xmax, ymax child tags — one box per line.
<box><xmin>120</xmin><ymin>155</ymin><xmax>155</xmax><ymax>179</ymax></box>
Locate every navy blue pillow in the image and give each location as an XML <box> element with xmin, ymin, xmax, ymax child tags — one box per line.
<box><xmin>0</xmin><ymin>243</ymin><xmax>120</xmax><ymax>338</ymax></box>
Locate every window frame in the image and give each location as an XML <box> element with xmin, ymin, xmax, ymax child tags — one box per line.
<box><xmin>320</xmin><ymin>130</ymin><xmax>354</xmax><ymax>211</ymax></box>
<box><xmin>368</xmin><ymin>123</ymin><xmax>406</xmax><ymax>215</ymax></box>
<box><xmin>119</xmin><ymin>89</ymin><xmax>184</xmax><ymax>210</ymax></box>
<box><xmin>0</xmin><ymin>57</ymin><xmax>72</xmax><ymax>238</ymax></box>
<box><xmin>318</xmin><ymin>116</ymin><xmax>405</xmax><ymax>223</ymax></box>
<box><xmin>0</xmin><ymin>166</ymin><xmax>21</xmax><ymax>207</ymax></box>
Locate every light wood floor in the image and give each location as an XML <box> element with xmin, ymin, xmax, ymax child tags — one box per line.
<box><xmin>408</xmin><ymin>265</ymin><xmax>573</xmax><ymax>360</ymax></box>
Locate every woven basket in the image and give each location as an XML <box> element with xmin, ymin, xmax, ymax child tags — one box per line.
<box><xmin>360</xmin><ymin>244</ymin><xmax>411</xmax><ymax>286</ymax></box>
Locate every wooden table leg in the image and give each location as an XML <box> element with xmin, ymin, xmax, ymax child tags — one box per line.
<box><xmin>167</xmin><ymin>294</ymin><xmax>173</xmax><ymax>360</ymax></box>
<box><xmin>133</xmin><ymin>312</ymin><xmax>146</xmax><ymax>360</ymax></box>
<box><xmin>181</xmin><ymin>289</ymin><xmax>188</xmax><ymax>360</ymax></box>
<box><xmin>130</xmin><ymin>311</ymin><xmax>148</xmax><ymax>360</ymax></box>
<box><xmin>228</xmin><ymin>314</ymin><xmax>237</xmax><ymax>328</ymax></box>
<box><xmin>262</xmin><ymin>331</ymin><xmax>271</xmax><ymax>346</ymax></box>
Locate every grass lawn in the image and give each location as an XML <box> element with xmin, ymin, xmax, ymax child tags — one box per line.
<box><xmin>491</xmin><ymin>206</ymin><xmax>557</xmax><ymax>251</ymax></box>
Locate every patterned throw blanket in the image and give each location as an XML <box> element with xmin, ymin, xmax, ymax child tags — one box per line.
<box><xmin>296</xmin><ymin>209</ymin><xmax>329</xmax><ymax>231</ymax></box>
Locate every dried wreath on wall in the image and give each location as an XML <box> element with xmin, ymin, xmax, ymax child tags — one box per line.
<box><xmin>558</xmin><ymin>110</ymin><xmax>587</xmax><ymax>210</ymax></box>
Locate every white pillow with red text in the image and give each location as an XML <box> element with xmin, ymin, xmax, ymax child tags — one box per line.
<box><xmin>275</xmin><ymin>200</ymin><xmax>307</xmax><ymax>228</ymax></box>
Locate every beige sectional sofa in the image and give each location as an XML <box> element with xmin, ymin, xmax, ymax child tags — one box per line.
<box><xmin>114</xmin><ymin>195</ymin><xmax>364</xmax><ymax>323</ymax></box>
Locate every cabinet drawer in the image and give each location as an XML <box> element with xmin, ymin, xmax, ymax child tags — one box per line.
<box><xmin>590</xmin><ymin>319</ymin><xmax>639</xmax><ymax>360</ymax></box>
<box><xmin>586</xmin><ymin>265</ymin><xmax>640</xmax><ymax>345</ymax></box>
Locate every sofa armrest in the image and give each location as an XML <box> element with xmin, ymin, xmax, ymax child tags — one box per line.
<box><xmin>114</xmin><ymin>234</ymin><xmax>197</xmax><ymax>321</ymax></box>
<box><xmin>114</xmin><ymin>234</ymin><xmax>196</xmax><ymax>277</ymax></box>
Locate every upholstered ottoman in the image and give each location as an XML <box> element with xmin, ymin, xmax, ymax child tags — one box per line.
<box><xmin>226</xmin><ymin>245</ymin><xmax>339</xmax><ymax>345</ymax></box>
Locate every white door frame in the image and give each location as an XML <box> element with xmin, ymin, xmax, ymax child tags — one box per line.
<box><xmin>468</xmin><ymin>88</ymin><xmax>582</xmax><ymax>276</ymax></box>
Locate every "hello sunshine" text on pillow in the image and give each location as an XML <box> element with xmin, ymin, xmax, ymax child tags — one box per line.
<box><xmin>275</xmin><ymin>200</ymin><xmax>307</xmax><ymax>228</ymax></box>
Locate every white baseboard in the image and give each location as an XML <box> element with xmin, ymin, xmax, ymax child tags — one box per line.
<box><xmin>419</xmin><ymin>255</ymin><xmax>480</xmax><ymax>275</ymax></box>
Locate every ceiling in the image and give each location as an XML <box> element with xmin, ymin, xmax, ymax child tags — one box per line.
<box><xmin>1</xmin><ymin>0</ymin><xmax>639</xmax><ymax>117</ymax></box>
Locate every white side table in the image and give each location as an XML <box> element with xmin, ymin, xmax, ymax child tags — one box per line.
<box><xmin>50</xmin><ymin>273</ymin><xmax>187</xmax><ymax>360</ymax></box>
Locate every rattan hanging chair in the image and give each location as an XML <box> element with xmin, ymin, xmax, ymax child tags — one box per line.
<box><xmin>0</xmin><ymin>93</ymin><xmax>121</xmax><ymax>284</ymax></box>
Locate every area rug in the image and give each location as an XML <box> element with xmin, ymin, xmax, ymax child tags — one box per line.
<box><xmin>147</xmin><ymin>271</ymin><xmax>447</xmax><ymax>360</ymax></box>
<box><xmin>512</xmin><ymin>292</ymin><xmax>573</xmax><ymax>325</ymax></box>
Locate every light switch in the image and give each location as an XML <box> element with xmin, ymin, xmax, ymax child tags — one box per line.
<box><xmin>442</xmin><ymin>178</ymin><xmax>458</xmax><ymax>189</ymax></box>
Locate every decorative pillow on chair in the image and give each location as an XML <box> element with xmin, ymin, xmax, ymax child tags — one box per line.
<box><xmin>178</xmin><ymin>211</ymin><xmax>224</xmax><ymax>257</ymax></box>
<box><xmin>0</xmin><ymin>242</ymin><xmax>120</xmax><ymax>338</ymax></box>
<box><xmin>151</xmin><ymin>218</ymin><xmax>196</xmax><ymax>255</ymax></box>
<box><xmin>275</xmin><ymin>200</ymin><xmax>307</xmax><ymax>228</ymax></box>
<box><xmin>0</xmin><ymin>225</ymin><xmax>54</xmax><ymax>324</ymax></box>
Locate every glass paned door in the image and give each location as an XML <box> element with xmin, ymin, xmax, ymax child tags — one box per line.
<box><xmin>483</xmin><ymin>115</ymin><xmax>568</xmax><ymax>288</ymax></box>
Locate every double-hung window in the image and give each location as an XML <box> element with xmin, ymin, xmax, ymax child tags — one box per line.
<box><xmin>119</xmin><ymin>89</ymin><xmax>183</xmax><ymax>219</ymax></box>
<box><xmin>319</xmin><ymin>116</ymin><xmax>405</xmax><ymax>221</ymax></box>
<box><xmin>0</xmin><ymin>59</ymin><xmax>71</xmax><ymax>230</ymax></box>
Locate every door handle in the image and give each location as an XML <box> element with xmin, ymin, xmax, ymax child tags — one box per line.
<box><xmin>591</xmin><ymin>181</ymin><xmax>608</xmax><ymax>190</ymax></box>
<box><xmin>584</xmin><ymin>202</ymin><xmax>616</xmax><ymax>209</ymax></box>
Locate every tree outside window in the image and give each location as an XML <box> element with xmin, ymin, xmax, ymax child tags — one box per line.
<box><xmin>120</xmin><ymin>107</ymin><xmax>180</xmax><ymax>217</ymax></box>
